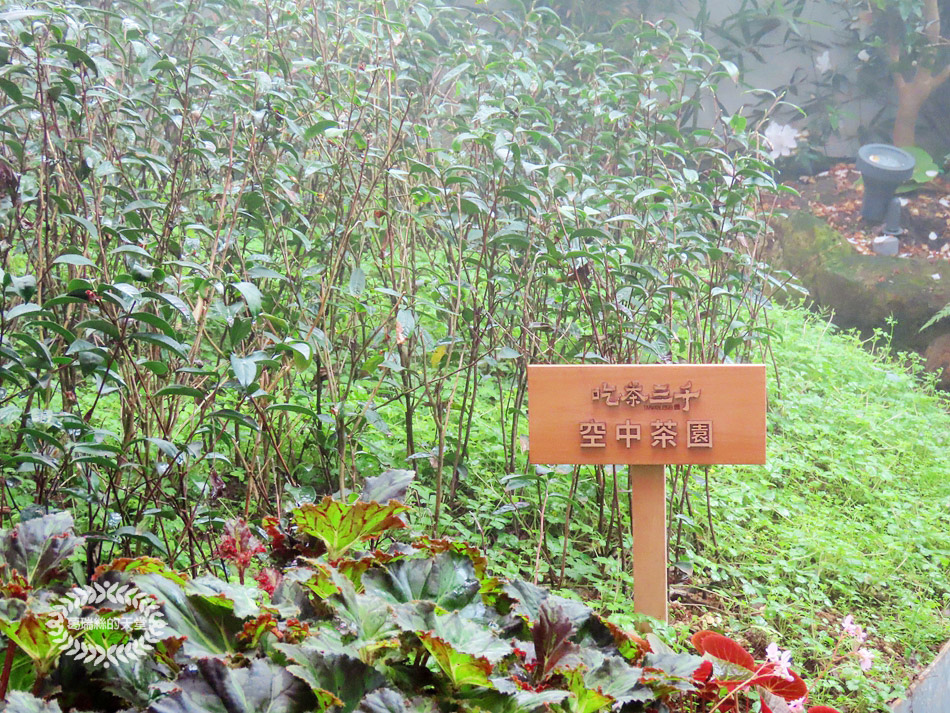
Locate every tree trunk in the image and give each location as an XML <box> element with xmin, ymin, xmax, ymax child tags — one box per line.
<box><xmin>893</xmin><ymin>81</ymin><xmax>929</xmax><ymax>146</ymax></box>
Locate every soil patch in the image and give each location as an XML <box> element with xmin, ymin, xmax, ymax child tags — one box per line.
<box><xmin>773</xmin><ymin>164</ymin><xmax>950</xmax><ymax>261</ymax></box>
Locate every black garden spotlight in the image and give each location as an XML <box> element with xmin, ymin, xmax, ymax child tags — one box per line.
<box><xmin>855</xmin><ymin>143</ymin><xmax>915</xmax><ymax>235</ymax></box>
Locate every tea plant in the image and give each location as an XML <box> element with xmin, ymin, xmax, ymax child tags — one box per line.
<box><xmin>0</xmin><ymin>0</ymin><xmax>786</xmax><ymax>571</ymax></box>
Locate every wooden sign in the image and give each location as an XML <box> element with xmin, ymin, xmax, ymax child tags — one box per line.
<box><xmin>527</xmin><ymin>364</ymin><xmax>767</xmax><ymax>624</ymax></box>
<box><xmin>527</xmin><ymin>364</ymin><xmax>766</xmax><ymax>466</ymax></box>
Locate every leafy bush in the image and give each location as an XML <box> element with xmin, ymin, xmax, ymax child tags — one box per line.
<box><xmin>0</xmin><ymin>470</ymin><xmax>840</xmax><ymax>713</ymax></box>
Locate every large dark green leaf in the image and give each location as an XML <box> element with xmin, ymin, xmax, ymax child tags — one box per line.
<box><xmin>502</xmin><ymin>580</ymin><xmax>591</xmax><ymax>628</ymax></box>
<box><xmin>1</xmin><ymin>691</ymin><xmax>63</xmax><ymax>713</ymax></box>
<box><xmin>429</xmin><ymin>611</ymin><xmax>511</xmax><ymax>663</ymax></box>
<box><xmin>329</xmin><ymin>577</ymin><xmax>400</xmax><ymax>651</ymax></box>
<box><xmin>0</xmin><ymin>511</ymin><xmax>83</xmax><ymax>587</ymax></box>
<box><xmin>362</xmin><ymin>551</ymin><xmax>480</xmax><ymax>612</ymax></box>
<box><xmin>184</xmin><ymin>576</ymin><xmax>261</xmax><ymax>619</ymax></box>
<box><xmin>132</xmin><ymin>574</ymin><xmax>243</xmax><ymax>657</ymax></box>
<box><xmin>355</xmin><ymin>688</ymin><xmax>420</xmax><ymax>713</ymax></box>
<box><xmin>275</xmin><ymin>647</ymin><xmax>384</xmax><ymax>713</ymax></box>
<box><xmin>419</xmin><ymin>632</ymin><xmax>493</xmax><ymax>688</ymax></box>
<box><xmin>581</xmin><ymin>656</ymin><xmax>650</xmax><ymax>705</ymax></box>
<box><xmin>359</xmin><ymin>469</ymin><xmax>415</xmax><ymax>504</ymax></box>
<box><xmin>148</xmin><ymin>658</ymin><xmax>316</xmax><ymax>713</ymax></box>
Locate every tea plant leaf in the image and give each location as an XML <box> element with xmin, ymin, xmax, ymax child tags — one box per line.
<box><xmin>230</xmin><ymin>354</ymin><xmax>257</xmax><ymax>389</ymax></box>
<box><xmin>232</xmin><ymin>281</ymin><xmax>262</xmax><ymax>316</ymax></box>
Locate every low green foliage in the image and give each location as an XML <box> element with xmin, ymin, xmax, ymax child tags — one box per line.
<box><xmin>690</xmin><ymin>307</ymin><xmax>950</xmax><ymax>711</ymax></box>
<box><xmin>0</xmin><ymin>472</ymin><xmax>838</xmax><ymax>713</ymax></box>
<box><xmin>404</xmin><ymin>306</ymin><xmax>950</xmax><ymax>712</ymax></box>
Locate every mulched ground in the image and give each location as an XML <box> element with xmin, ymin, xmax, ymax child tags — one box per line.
<box><xmin>771</xmin><ymin>163</ymin><xmax>950</xmax><ymax>261</ymax></box>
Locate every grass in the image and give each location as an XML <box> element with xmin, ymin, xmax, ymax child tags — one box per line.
<box><xmin>676</xmin><ymin>306</ymin><xmax>950</xmax><ymax>710</ymax></box>
<box><xmin>402</xmin><ymin>304</ymin><xmax>950</xmax><ymax>710</ymax></box>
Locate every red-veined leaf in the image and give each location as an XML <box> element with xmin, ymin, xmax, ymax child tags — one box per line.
<box><xmin>691</xmin><ymin>630</ymin><xmax>756</xmax><ymax>672</ymax></box>
<box><xmin>754</xmin><ymin>664</ymin><xmax>808</xmax><ymax>701</ymax></box>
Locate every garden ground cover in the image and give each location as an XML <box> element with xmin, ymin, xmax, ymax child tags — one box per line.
<box><xmin>620</xmin><ymin>306</ymin><xmax>949</xmax><ymax>711</ymax></box>
<box><xmin>407</xmin><ymin>305</ymin><xmax>950</xmax><ymax>712</ymax></box>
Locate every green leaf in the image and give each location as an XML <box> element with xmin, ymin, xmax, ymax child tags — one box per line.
<box><xmin>212</xmin><ymin>409</ymin><xmax>260</xmax><ymax>432</ymax></box>
<box><xmin>580</xmin><ymin>656</ymin><xmax>649</xmax><ymax>705</ymax></box>
<box><xmin>50</xmin><ymin>43</ymin><xmax>98</xmax><ymax>75</ymax></box>
<box><xmin>348</xmin><ymin>266</ymin><xmax>366</xmax><ymax>297</ymax></box>
<box><xmin>562</xmin><ymin>668</ymin><xmax>612</xmax><ymax>713</ymax></box>
<box><xmin>430</xmin><ymin>611</ymin><xmax>512</xmax><ymax>663</ymax></box>
<box><xmin>291</xmin><ymin>497</ymin><xmax>409</xmax><ymax>560</ymax></box>
<box><xmin>52</xmin><ymin>253</ymin><xmax>97</xmax><ymax>268</ymax></box>
<box><xmin>230</xmin><ymin>354</ymin><xmax>258</xmax><ymax>389</ymax></box>
<box><xmin>305</xmin><ymin>119</ymin><xmax>340</xmax><ymax>139</ymax></box>
<box><xmin>3</xmin><ymin>303</ymin><xmax>42</xmax><ymax>320</ymax></box>
<box><xmin>233</xmin><ymin>281</ymin><xmax>262</xmax><ymax>315</ymax></box>
<box><xmin>276</xmin><ymin>648</ymin><xmax>383</xmax><ymax>713</ymax></box>
<box><xmin>148</xmin><ymin>658</ymin><xmax>317</xmax><ymax>713</ymax></box>
<box><xmin>61</xmin><ymin>213</ymin><xmax>99</xmax><ymax>240</ymax></box>
<box><xmin>76</xmin><ymin>318</ymin><xmax>119</xmax><ymax>340</ymax></box>
<box><xmin>359</xmin><ymin>469</ymin><xmax>414</xmax><ymax>504</ymax></box>
<box><xmin>419</xmin><ymin>632</ymin><xmax>493</xmax><ymax>687</ymax></box>
<box><xmin>8</xmin><ymin>275</ymin><xmax>36</xmax><ymax>301</ymax></box>
<box><xmin>130</xmin><ymin>311</ymin><xmax>175</xmax><ymax>336</ymax></box>
<box><xmin>921</xmin><ymin>302</ymin><xmax>950</xmax><ymax>331</ymax></box>
<box><xmin>362</xmin><ymin>551</ymin><xmax>480</xmax><ymax>612</ymax></box>
<box><xmin>355</xmin><ymin>689</ymin><xmax>415</xmax><ymax>713</ymax></box>
<box><xmin>132</xmin><ymin>573</ymin><xmax>244</xmax><ymax>657</ymax></box>
<box><xmin>0</xmin><ymin>9</ymin><xmax>49</xmax><ymax>22</ymax></box>
<box><xmin>266</xmin><ymin>403</ymin><xmax>319</xmax><ymax>419</ymax></box>
<box><xmin>0</xmin><ymin>511</ymin><xmax>83</xmax><ymax>587</ymax></box>
<box><xmin>2</xmin><ymin>692</ymin><xmax>62</xmax><ymax>713</ymax></box>
<box><xmin>0</xmin><ymin>614</ymin><xmax>60</xmax><ymax>677</ymax></box>
<box><xmin>184</xmin><ymin>576</ymin><xmax>262</xmax><ymax>619</ymax></box>
<box><xmin>112</xmin><ymin>527</ymin><xmax>169</xmax><ymax>556</ymax></box>
<box><xmin>130</xmin><ymin>332</ymin><xmax>189</xmax><ymax>358</ymax></box>
<box><xmin>154</xmin><ymin>384</ymin><xmax>204</xmax><ymax>399</ymax></box>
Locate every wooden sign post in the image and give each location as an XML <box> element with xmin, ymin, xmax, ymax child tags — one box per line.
<box><xmin>527</xmin><ymin>364</ymin><xmax>766</xmax><ymax>623</ymax></box>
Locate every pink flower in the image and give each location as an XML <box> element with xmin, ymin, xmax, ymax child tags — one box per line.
<box><xmin>766</xmin><ymin>642</ymin><xmax>794</xmax><ymax>682</ymax></box>
<box><xmin>788</xmin><ymin>697</ymin><xmax>806</xmax><ymax>713</ymax></box>
<box><xmin>842</xmin><ymin>615</ymin><xmax>867</xmax><ymax>643</ymax></box>
<box><xmin>857</xmin><ymin>647</ymin><xmax>874</xmax><ymax>672</ymax></box>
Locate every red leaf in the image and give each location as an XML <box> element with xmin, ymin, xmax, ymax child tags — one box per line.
<box><xmin>754</xmin><ymin>665</ymin><xmax>808</xmax><ymax>701</ymax></box>
<box><xmin>691</xmin><ymin>631</ymin><xmax>756</xmax><ymax>671</ymax></box>
<box><xmin>692</xmin><ymin>659</ymin><xmax>714</xmax><ymax>684</ymax></box>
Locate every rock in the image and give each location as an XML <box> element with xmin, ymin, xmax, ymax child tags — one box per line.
<box><xmin>872</xmin><ymin>234</ymin><xmax>899</xmax><ymax>256</ymax></box>
<box><xmin>766</xmin><ymin>211</ymin><xmax>950</xmax><ymax>353</ymax></box>
<box><xmin>925</xmin><ymin>333</ymin><xmax>950</xmax><ymax>390</ymax></box>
